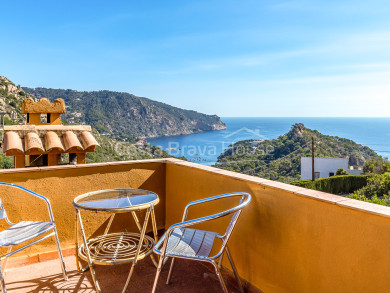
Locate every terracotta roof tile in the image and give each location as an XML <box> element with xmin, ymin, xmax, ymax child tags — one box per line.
<box><xmin>80</xmin><ymin>131</ymin><xmax>100</xmax><ymax>151</ymax></box>
<box><xmin>25</xmin><ymin>132</ymin><xmax>44</xmax><ymax>153</ymax></box>
<box><xmin>3</xmin><ymin>129</ymin><xmax>99</xmax><ymax>155</ymax></box>
<box><xmin>63</xmin><ymin>131</ymin><xmax>84</xmax><ymax>152</ymax></box>
<box><xmin>3</xmin><ymin>132</ymin><xmax>24</xmax><ymax>155</ymax></box>
<box><xmin>45</xmin><ymin>131</ymin><xmax>65</xmax><ymax>152</ymax></box>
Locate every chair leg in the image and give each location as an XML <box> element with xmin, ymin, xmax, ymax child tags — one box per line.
<box><xmin>0</xmin><ymin>263</ymin><xmax>7</xmax><ymax>293</ymax></box>
<box><xmin>212</xmin><ymin>261</ymin><xmax>228</xmax><ymax>293</ymax></box>
<box><xmin>0</xmin><ymin>248</ymin><xmax>12</xmax><ymax>293</ymax></box>
<box><xmin>225</xmin><ymin>246</ymin><xmax>244</xmax><ymax>293</ymax></box>
<box><xmin>122</xmin><ymin>262</ymin><xmax>136</xmax><ymax>293</ymax></box>
<box><xmin>53</xmin><ymin>226</ymin><xmax>68</xmax><ymax>281</ymax></box>
<box><xmin>152</xmin><ymin>253</ymin><xmax>166</xmax><ymax>293</ymax></box>
<box><xmin>218</xmin><ymin>251</ymin><xmax>224</xmax><ymax>269</ymax></box>
<box><xmin>1</xmin><ymin>248</ymin><xmax>11</xmax><ymax>274</ymax></box>
<box><xmin>166</xmin><ymin>257</ymin><xmax>175</xmax><ymax>284</ymax></box>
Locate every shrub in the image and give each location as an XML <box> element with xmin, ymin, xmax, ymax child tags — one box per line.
<box><xmin>291</xmin><ymin>175</ymin><xmax>369</xmax><ymax>194</ymax></box>
<box><xmin>0</xmin><ymin>88</ymin><xmax>8</xmax><ymax>96</ymax></box>
<box><xmin>4</xmin><ymin>116</ymin><xmax>15</xmax><ymax>125</ymax></box>
<box><xmin>349</xmin><ymin>172</ymin><xmax>390</xmax><ymax>199</ymax></box>
<box><xmin>363</xmin><ymin>156</ymin><xmax>390</xmax><ymax>174</ymax></box>
<box><xmin>0</xmin><ymin>156</ymin><xmax>13</xmax><ymax>169</ymax></box>
<box><xmin>336</xmin><ymin>168</ymin><xmax>349</xmax><ymax>176</ymax></box>
<box><xmin>348</xmin><ymin>193</ymin><xmax>390</xmax><ymax>207</ymax></box>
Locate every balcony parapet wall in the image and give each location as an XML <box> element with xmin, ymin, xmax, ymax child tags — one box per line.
<box><xmin>0</xmin><ymin>158</ymin><xmax>389</xmax><ymax>293</ymax></box>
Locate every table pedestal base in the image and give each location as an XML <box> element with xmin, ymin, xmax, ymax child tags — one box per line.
<box><xmin>77</xmin><ymin>232</ymin><xmax>155</xmax><ymax>265</ymax></box>
<box><xmin>75</xmin><ymin>206</ymin><xmax>158</xmax><ymax>293</ymax></box>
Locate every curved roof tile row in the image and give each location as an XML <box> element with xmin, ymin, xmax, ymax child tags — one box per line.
<box><xmin>3</xmin><ymin>131</ymin><xmax>100</xmax><ymax>154</ymax></box>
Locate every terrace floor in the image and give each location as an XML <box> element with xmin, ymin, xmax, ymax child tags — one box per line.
<box><xmin>4</xmin><ymin>254</ymin><xmax>241</xmax><ymax>292</ymax></box>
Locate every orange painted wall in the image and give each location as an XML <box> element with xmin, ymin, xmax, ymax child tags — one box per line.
<box><xmin>0</xmin><ymin>160</ymin><xmax>166</xmax><ymax>256</ymax></box>
<box><xmin>165</xmin><ymin>160</ymin><xmax>390</xmax><ymax>293</ymax></box>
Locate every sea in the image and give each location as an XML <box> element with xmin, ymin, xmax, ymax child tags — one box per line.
<box><xmin>148</xmin><ymin>118</ymin><xmax>390</xmax><ymax>166</ymax></box>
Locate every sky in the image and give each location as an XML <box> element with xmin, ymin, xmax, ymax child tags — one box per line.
<box><xmin>1</xmin><ymin>0</ymin><xmax>390</xmax><ymax>117</ymax></box>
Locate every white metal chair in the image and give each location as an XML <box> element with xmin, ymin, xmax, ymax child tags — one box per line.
<box><xmin>152</xmin><ymin>192</ymin><xmax>251</xmax><ymax>293</ymax></box>
<box><xmin>0</xmin><ymin>182</ymin><xmax>67</xmax><ymax>293</ymax></box>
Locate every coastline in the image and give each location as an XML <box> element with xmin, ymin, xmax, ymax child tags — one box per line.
<box><xmin>148</xmin><ymin>117</ymin><xmax>390</xmax><ymax>165</ymax></box>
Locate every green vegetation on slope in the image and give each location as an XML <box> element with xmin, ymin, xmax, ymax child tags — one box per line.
<box><xmin>289</xmin><ymin>156</ymin><xmax>390</xmax><ymax>208</ymax></box>
<box><xmin>0</xmin><ymin>155</ymin><xmax>13</xmax><ymax>169</ymax></box>
<box><xmin>0</xmin><ymin>76</ymin><xmax>186</xmax><ymax>167</ymax></box>
<box><xmin>291</xmin><ymin>175</ymin><xmax>369</xmax><ymax>194</ymax></box>
<box><xmin>347</xmin><ymin>157</ymin><xmax>390</xmax><ymax>206</ymax></box>
<box><xmin>348</xmin><ymin>173</ymin><xmax>390</xmax><ymax>206</ymax></box>
<box><xmin>87</xmin><ymin>131</ymin><xmax>184</xmax><ymax>163</ymax></box>
<box><xmin>363</xmin><ymin>156</ymin><xmax>390</xmax><ymax>174</ymax></box>
<box><xmin>0</xmin><ymin>76</ymin><xmax>35</xmax><ymax>124</ymax></box>
<box><xmin>23</xmin><ymin>87</ymin><xmax>226</xmax><ymax>141</ymax></box>
<box><xmin>215</xmin><ymin>123</ymin><xmax>378</xmax><ymax>183</ymax></box>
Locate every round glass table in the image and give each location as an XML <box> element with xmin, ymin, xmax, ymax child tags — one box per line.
<box><xmin>73</xmin><ymin>188</ymin><xmax>159</xmax><ymax>293</ymax></box>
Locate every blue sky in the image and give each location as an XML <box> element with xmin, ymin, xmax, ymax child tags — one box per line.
<box><xmin>1</xmin><ymin>0</ymin><xmax>390</xmax><ymax>117</ymax></box>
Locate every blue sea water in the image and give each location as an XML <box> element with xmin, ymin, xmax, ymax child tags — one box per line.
<box><xmin>148</xmin><ymin>118</ymin><xmax>390</xmax><ymax>166</ymax></box>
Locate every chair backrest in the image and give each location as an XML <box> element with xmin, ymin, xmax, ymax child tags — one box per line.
<box><xmin>215</xmin><ymin>193</ymin><xmax>251</xmax><ymax>249</ymax></box>
<box><xmin>0</xmin><ymin>182</ymin><xmax>54</xmax><ymax>225</ymax></box>
<box><xmin>0</xmin><ymin>198</ymin><xmax>7</xmax><ymax>221</ymax></box>
<box><xmin>183</xmin><ymin>192</ymin><xmax>251</xmax><ymax>255</ymax></box>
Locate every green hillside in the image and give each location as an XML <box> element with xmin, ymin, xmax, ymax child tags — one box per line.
<box><xmin>215</xmin><ymin>123</ymin><xmax>378</xmax><ymax>183</ymax></box>
<box><xmin>87</xmin><ymin>130</ymin><xmax>182</xmax><ymax>163</ymax></box>
<box><xmin>0</xmin><ymin>76</ymin><xmax>185</xmax><ymax>168</ymax></box>
<box><xmin>23</xmin><ymin>87</ymin><xmax>226</xmax><ymax>142</ymax></box>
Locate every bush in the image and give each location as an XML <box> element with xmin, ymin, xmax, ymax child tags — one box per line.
<box><xmin>0</xmin><ymin>88</ymin><xmax>8</xmax><ymax>96</ymax></box>
<box><xmin>336</xmin><ymin>168</ymin><xmax>349</xmax><ymax>176</ymax></box>
<box><xmin>363</xmin><ymin>156</ymin><xmax>390</xmax><ymax>174</ymax></box>
<box><xmin>0</xmin><ymin>156</ymin><xmax>13</xmax><ymax>169</ymax></box>
<box><xmin>4</xmin><ymin>116</ymin><xmax>15</xmax><ymax>125</ymax></box>
<box><xmin>291</xmin><ymin>175</ymin><xmax>369</xmax><ymax>194</ymax></box>
<box><xmin>349</xmin><ymin>172</ymin><xmax>390</xmax><ymax>199</ymax></box>
<box><xmin>347</xmin><ymin>193</ymin><xmax>390</xmax><ymax>207</ymax></box>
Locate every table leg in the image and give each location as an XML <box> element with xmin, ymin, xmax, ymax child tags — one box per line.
<box><xmin>150</xmin><ymin>205</ymin><xmax>159</xmax><ymax>268</ymax></box>
<box><xmin>122</xmin><ymin>208</ymin><xmax>151</xmax><ymax>293</ymax></box>
<box><xmin>104</xmin><ymin>214</ymin><xmax>116</xmax><ymax>235</ymax></box>
<box><xmin>75</xmin><ymin>211</ymin><xmax>89</xmax><ymax>273</ymax></box>
<box><xmin>150</xmin><ymin>205</ymin><xmax>158</xmax><ymax>245</ymax></box>
<box><xmin>76</xmin><ymin>209</ymin><xmax>101</xmax><ymax>293</ymax></box>
<box><xmin>131</xmin><ymin>211</ymin><xmax>142</xmax><ymax>231</ymax></box>
<box><xmin>131</xmin><ymin>209</ymin><xmax>159</xmax><ymax>267</ymax></box>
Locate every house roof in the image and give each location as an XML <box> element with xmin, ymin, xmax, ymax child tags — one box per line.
<box><xmin>3</xmin><ymin>125</ymin><xmax>100</xmax><ymax>155</ymax></box>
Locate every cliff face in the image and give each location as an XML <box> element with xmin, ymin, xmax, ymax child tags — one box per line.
<box><xmin>0</xmin><ymin>76</ymin><xmax>35</xmax><ymax>124</ymax></box>
<box><xmin>23</xmin><ymin>87</ymin><xmax>226</xmax><ymax>140</ymax></box>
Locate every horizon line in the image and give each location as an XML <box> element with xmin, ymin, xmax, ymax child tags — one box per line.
<box><xmin>220</xmin><ymin>116</ymin><xmax>390</xmax><ymax>118</ymax></box>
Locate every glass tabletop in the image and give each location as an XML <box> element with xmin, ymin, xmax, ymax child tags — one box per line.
<box><xmin>73</xmin><ymin>188</ymin><xmax>159</xmax><ymax>211</ymax></box>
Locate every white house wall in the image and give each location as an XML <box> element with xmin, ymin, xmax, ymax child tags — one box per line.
<box><xmin>301</xmin><ymin>157</ymin><xmax>349</xmax><ymax>180</ymax></box>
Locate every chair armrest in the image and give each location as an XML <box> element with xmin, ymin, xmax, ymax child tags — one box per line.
<box><xmin>0</xmin><ymin>182</ymin><xmax>55</xmax><ymax>222</ymax></box>
<box><xmin>181</xmin><ymin>192</ymin><xmax>248</xmax><ymax>221</ymax></box>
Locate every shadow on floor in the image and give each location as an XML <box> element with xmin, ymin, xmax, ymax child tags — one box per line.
<box><xmin>5</xmin><ymin>255</ymin><xmax>239</xmax><ymax>293</ymax></box>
